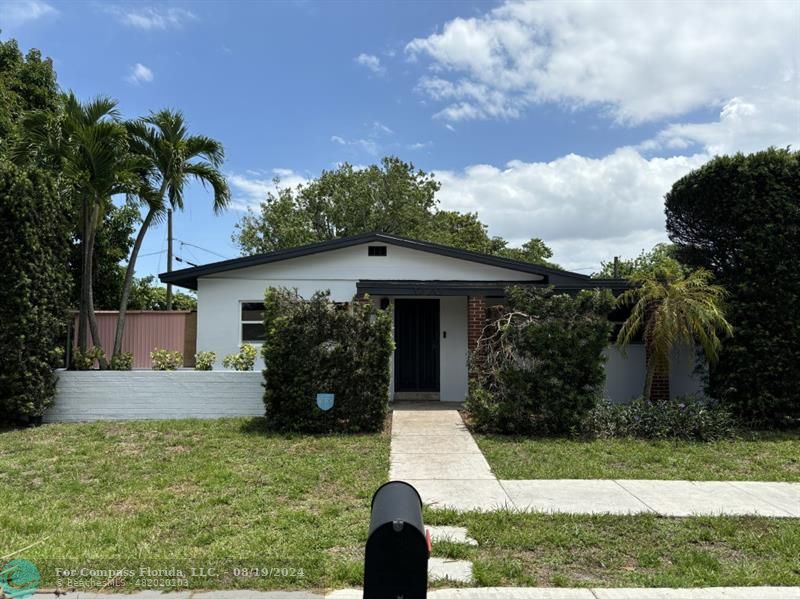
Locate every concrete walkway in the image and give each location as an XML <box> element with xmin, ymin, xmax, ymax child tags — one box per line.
<box><xmin>390</xmin><ymin>405</ymin><xmax>800</xmax><ymax>517</ymax></box>
<box><xmin>390</xmin><ymin>405</ymin><xmax>511</xmax><ymax>508</ymax></box>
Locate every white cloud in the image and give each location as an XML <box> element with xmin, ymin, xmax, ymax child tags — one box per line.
<box><xmin>113</xmin><ymin>6</ymin><xmax>196</xmax><ymax>30</ymax></box>
<box><xmin>399</xmin><ymin>0</ymin><xmax>798</xmax><ymax>273</ymax></box>
<box><xmin>642</xmin><ymin>92</ymin><xmax>800</xmax><ymax>156</ymax></box>
<box><xmin>408</xmin><ymin>141</ymin><xmax>432</xmax><ymax>150</ymax></box>
<box><xmin>0</xmin><ymin>0</ymin><xmax>57</xmax><ymax>26</ymax></box>
<box><xmin>355</xmin><ymin>53</ymin><xmax>385</xmax><ymax>75</ymax></box>
<box><xmin>126</xmin><ymin>63</ymin><xmax>154</xmax><ymax>85</ymax></box>
<box><xmin>434</xmin><ymin>148</ymin><xmax>710</xmax><ymax>271</ymax></box>
<box><xmin>406</xmin><ymin>0</ymin><xmax>799</xmax><ymax>125</ymax></box>
<box><xmin>228</xmin><ymin>169</ymin><xmax>309</xmax><ymax>211</ymax></box>
<box><xmin>329</xmin><ymin>135</ymin><xmax>378</xmax><ymax>156</ymax></box>
<box><xmin>371</xmin><ymin>121</ymin><xmax>393</xmax><ymax>135</ymax></box>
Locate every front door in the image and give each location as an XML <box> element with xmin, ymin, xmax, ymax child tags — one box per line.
<box><xmin>394</xmin><ymin>299</ymin><xmax>440</xmax><ymax>392</ymax></box>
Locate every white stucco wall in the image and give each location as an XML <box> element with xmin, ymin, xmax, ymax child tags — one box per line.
<box><xmin>45</xmin><ymin>371</ymin><xmax>263</xmax><ymax>422</ymax></box>
<box><xmin>603</xmin><ymin>344</ymin><xmax>704</xmax><ymax>402</ymax></box>
<box><xmin>196</xmin><ymin>242</ymin><xmax>541</xmax><ymax>372</ymax></box>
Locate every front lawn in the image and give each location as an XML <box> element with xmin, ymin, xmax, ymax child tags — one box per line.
<box><xmin>3</xmin><ymin>419</ymin><xmax>798</xmax><ymax>593</ymax></box>
<box><xmin>0</xmin><ymin>418</ymin><xmax>389</xmax><ymax>592</ymax></box>
<box><xmin>427</xmin><ymin>510</ymin><xmax>800</xmax><ymax>587</ymax></box>
<box><xmin>475</xmin><ymin>432</ymin><xmax>800</xmax><ymax>481</ymax></box>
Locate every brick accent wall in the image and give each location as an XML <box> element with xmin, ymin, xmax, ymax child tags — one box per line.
<box><xmin>646</xmin><ymin>341</ymin><xmax>670</xmax><ymax>401</ymax></box>
<box><xmin>644</xmin><ymin>302</ymin><xmax>670</xmax><ymax>402</ymax></box>
<box><xmin>467</xmin><ymin>296</ymin><xmax>487</xmax><ymax>351</ymax></box>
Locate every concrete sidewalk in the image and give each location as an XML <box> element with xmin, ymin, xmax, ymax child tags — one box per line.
<box><xmin>329</xmin><ymin>588</ymin><xmax>800</xmax><ymax>598</ymax></box>
<box><xmin>389</xmin><ymin>406</ymin><xmax>800</xmax><ymax>517</ymax></box>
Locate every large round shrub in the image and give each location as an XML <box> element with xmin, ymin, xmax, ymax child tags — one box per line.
<box><xmin>467</xmin><ymin>286</ymin><xmax>614</xmax><ymax>435</ymax></box>
<box><xmin>262</xmin><ymin>288</ymin><xmax>393</xmax><ymax>433</ymax></box>
<box><xmin>665</xmin><ymin>148</ymin><xmax>800</xmax><ymax>427</ymax></box>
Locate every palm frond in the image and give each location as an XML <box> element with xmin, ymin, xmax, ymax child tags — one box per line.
<box><xmin>184</xmin><ymin>134</ymin><xmax>225</xmax><ymax>167</ymax></box>
<box><xmin>184</xmin><ymin>162</ymin><xmax>231</xmax><ymax>213</ymax></box>
<box><xmin>616</xmin><ymin>259</ymin><xmax>732</xmax><ymax>368</ymax></box>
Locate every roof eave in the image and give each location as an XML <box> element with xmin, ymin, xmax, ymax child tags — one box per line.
<box><xmin>158</xmin><ymin>232</ymin><xmax>596</xmax><ymax>290</ymax></box>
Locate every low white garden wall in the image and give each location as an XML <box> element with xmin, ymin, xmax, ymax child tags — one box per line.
<box><xmin>44</xmin><ymin>371</ymin><xmax>264</xmax><ymax>423</ymax></box>
<box><xmin>603</xmin><ymin>344</ymin><xmax>704</xmax><ymax>403</ymax></box>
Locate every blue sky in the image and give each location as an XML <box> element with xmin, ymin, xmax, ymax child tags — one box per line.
<box><xmin>1</xmin><ymin>0</ymin><xmax>797</xmax><ymax>278</ymax></box>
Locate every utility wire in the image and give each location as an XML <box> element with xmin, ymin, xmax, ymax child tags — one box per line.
<box><xmin>139</xmin><ymin>249</ymin><xmax>167</xmax><ymax>258</ymax></box>
<box><xmin>176</xmin><ymin>239</ymin><xmax>230</xmax><ymax>259</ymax></box>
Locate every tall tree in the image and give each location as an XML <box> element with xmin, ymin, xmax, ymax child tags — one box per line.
<box><xmin>593</xmin><ymin>243</ymin><xmax>676</xmax><ymax>279</ymax></box>
<box><xmin>496</xmin><ymin>237</ymin><xmax>560</xmax><ymax>269</ymax></box>
<box><xmin>616</xmin><ymin>258</ymin><xmax>732</xmax><ymax>401</ymax></box>
<box><xmin>665</xmin><ymin>148</ymin><xmax>800</xmax><ymax>425</ymax></box>
<box><xmin>127</xmin><ymin>276</ymin><xmax>197</xmax><ymax>311</ymax></box>
<box><xmin>68</xmin><ymin>200</ymin><xmax>140</xmax><ymax>310</ymax></box>
<box><xmin>233</xmin><ymin>156</ymin><xmax>558</xmax><ymax>266</ymax></box>
<box><xmin>112</xmin><ymin>110</ymin><xmax>229</xmax><ymax>358</ymax></box>
<box><xmin>16</xmin><ymin>93</ymin><xmax>139</xmax><ymax>365</ymax></box>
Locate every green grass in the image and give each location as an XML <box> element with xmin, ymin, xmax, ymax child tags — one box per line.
<box><xmin>475</xmin><ymin>432</ymin><xmax>800</xmax><ymax>481</ymax></box>
<box><xmin>0</xmin><ymin>418</ymin><xmax>389</xmax><ymax>592</ymax></box>
<box><xmin>427</xmin><ymin>509</ymin><xmax>800</xmax><ymax>587</ymax></box>
<box><xmin>2</xmin><ymin>419</ymin><xmax>798</xmax><ymax>592</ymax></box>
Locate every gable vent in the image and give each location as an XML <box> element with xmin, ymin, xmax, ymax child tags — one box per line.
<box><xmin>368</xmin><ymin>246</ymin><xmax>387</xmax><ymax>257</ymax></box>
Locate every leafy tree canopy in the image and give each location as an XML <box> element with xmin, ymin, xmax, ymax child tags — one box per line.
<box><xmin>0</xmin><ymin>38</ymin><xmax>59</xmax><ymax>148</ymax></box>
<box><xmin>594</xmin><ymin>243</ymin><xmax>678</xmax><ymax>279</ymax></box>
<box><xmin>665</xmin><ymin>147</ymin><xmax>800</xmax><ymax>426</ymax></box>
<box><xmin>127</xmin><ymin>275</ymin><xmax>197</xmax><ymax>311</ymax></box>
<box><xmin>233</xmin><ymin>156</ymin><xmax>559</xmax><ymax>267</ymax></box>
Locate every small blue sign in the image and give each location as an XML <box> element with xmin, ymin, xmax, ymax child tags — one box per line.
<box><xmin>316</xmin><ymin>393</ymin><xmax>335</xmax><ymax>411</ymax></box>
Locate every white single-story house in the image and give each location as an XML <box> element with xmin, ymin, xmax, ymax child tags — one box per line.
<box><xmin>160</xmin><ymin>232</ymin><xmax>703</xmax><ymax>402</ymax></box>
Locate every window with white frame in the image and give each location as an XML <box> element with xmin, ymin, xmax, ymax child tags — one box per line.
<box><xmin>241</xmin><ymin>302</ymin><xmax>266</xmax><ymax>343</ymax></box>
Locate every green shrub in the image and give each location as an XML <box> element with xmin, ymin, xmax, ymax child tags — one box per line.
<box><xmin>0</xmin><ymin>161</ymin><xmax>71</xmax><ymax>421</ymax></box>
<box><xmin>466</xmin><ymin>286</ymin><xmax>614</xmax><ymax>435</ymax></box>
<box><xmin>110</xmin><ymin>352</ymin><xmax>133</xmax><ymax>371</ymax></box>
<box><xmin>222</xmin><ymin>344</ymin><xmax>257</xmax><ymax>371</ymax></box>
<box><xmin>194</xmin><ymin>351</ymin><xmax>216</xmax><ymax>371</ymax></box>
<box><xmin>150</xmin><ymin>348</ymin><xmax>183</xmax><ymax>371</ymax></box>
<box><xmin>665</xmin><ymin>149</ymin><xmax>800</xmax><ymax>427</ymax></box>
<box><xmin>582</xmin><ymin>396</ymin><xmax>737</xmax><ymax>441</ymax></box>
<box><xmin>262</xmin><ymin>288</ymin><xmax>393</xmax><ymax>433</ymax></box>
<box><xmin>71</xmin><ymin>346</ymin><xmax>104</xmax><ymax>370</ymax></box>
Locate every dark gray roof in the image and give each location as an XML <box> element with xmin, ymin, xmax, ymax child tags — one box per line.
<box><xmin>159</xmin><ymin>232</ymin><xmax>597</xmax><ymax>290</ymax></box>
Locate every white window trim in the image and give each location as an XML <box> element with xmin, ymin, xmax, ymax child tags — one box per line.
<box><xmin>239</xmin><ymin>300</ymin><xmax>266</xmax><ymax>346</ymax></box>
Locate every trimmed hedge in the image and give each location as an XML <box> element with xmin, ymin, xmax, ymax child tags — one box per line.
<box><xmin>262</xmin><ymin>288</ymin><xmax>393</xmax><ymax>433</ymax></box>
<box><xmin>0</xmin><ymin>161</ymin><xmax>71</xmax><ymax>422</ymax></box>
<box><xmin>582</xmin><ymin>397</ymin><xmax>737</xmax><ymax>441</ymax></box>
<box><xmin>665</xmin><ymin>149</ymin><xmax>800</xmax><ymax>427</ymax></box>
<box><xmin>466</xmin><ymin>286</ymin><xmax>614</xmax><ymax>435</ymax></box>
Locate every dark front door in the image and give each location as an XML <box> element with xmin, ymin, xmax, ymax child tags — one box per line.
<box><xmin>394</xmin><ymin>299</ymin><xmax>440</xmax><ymax>392</ymax></box>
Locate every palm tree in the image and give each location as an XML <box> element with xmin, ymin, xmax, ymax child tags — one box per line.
<box><xmin>16</xmin><ymin>93</ymin><xmax>139</xmax><ymax>367</ymax></box>
<box><xmin>616</xmin><ymin>258</ymin><xmax>732</xmax><ymax>401</ymax></box>
<box><xmin>112</xmin><ymin>110</ymin><xmax>230</xmax><ymax>359</ymax></box>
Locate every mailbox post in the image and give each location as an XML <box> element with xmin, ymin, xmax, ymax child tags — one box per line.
<box><xmin>364</xmin><ymin>481</ymin><xmax>429</xmax><ymax>598</ymax></box>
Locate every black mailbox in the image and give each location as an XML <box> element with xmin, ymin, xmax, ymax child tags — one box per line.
<box><xmin>364</xmin><ymin>480</ymin><xmax>430</xmax><ymax>598</ymax></box>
